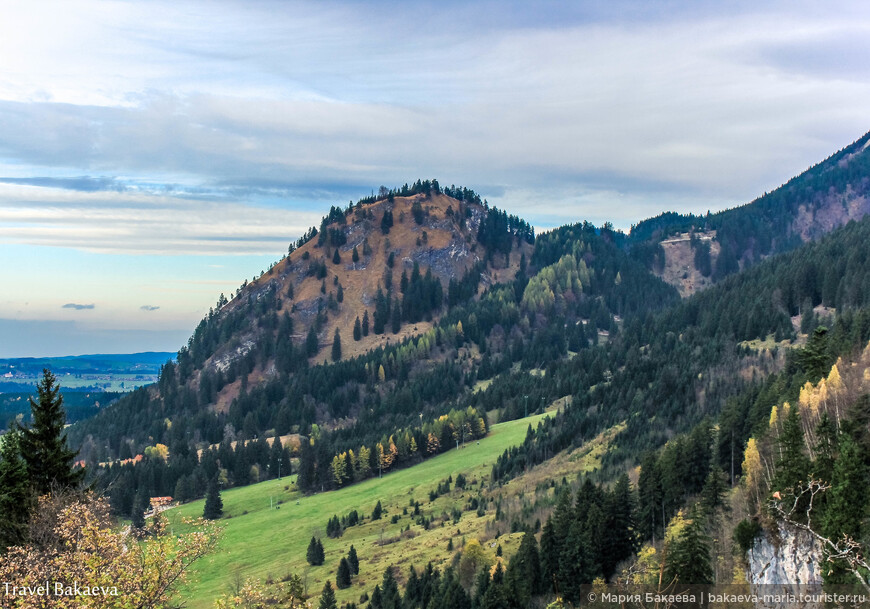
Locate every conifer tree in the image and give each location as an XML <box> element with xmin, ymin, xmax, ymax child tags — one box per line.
<box><xmin>331</xmin><ymin>328</ymin><xmax>342</xmax><ymax>362</ymax></box>
<box><xmin>332</xmin><ymin>248</ymin><xmax>341</xmax><ymax>264</ymax></box>
<box><xmin>353</xmin><ymin>317</ymin><xmax>362</xmax><ymax>341</ymax></box>
<box><xmin>601</xmin><ymin>473</ymin><xmax>636</xmax><ymax>579</ymax></box>
<box><xmin>664</xmin><ymin>507</ymin><xmax>713</xmax><ymax>585</ymax></box>
<box><xmin>362</xmin><ymin>310</ymin><xmax>370</xmax><ymax>336</ymax></box>
<box><xmin>131</xmin><ymin>490</ymin><xmax>148</xmax><ymax>531</ymax></box>
<box><xmin>352</xmin><ymin>246</ymin><xmax>359</xmax><ymax>263</ymax></box>
<box><xmin>774</xmin><ymin>406</ymin><xmax>811</xmax><ymax>493</ymax></box>
<box><xmin>306</xmin><ymin>326</ymin><xmax>319</xmax><ymax>357</ymax></box>
<box><xmin>337</xmin><ymin>557</ymin><xmax>352</xmax><ymax>588</ymax></box>
<box><xmin>637</xmin><ymin>451</ymin><xmax>663</xmax><ymax>542</ymax></box>
<box><xmin>319</xmin><ymin>580</ymin><xmax>337</xmax><ymax>609</ymax></box>
<box><xmin>203</xmin><ymin>479</ymin><xmax>223</xmax><ymax>520</ymax></box>
<box><xmin>306</xmin><ymin>536</ymin><xmax>325</xmax><ymax>566</ymax></box>
<box><xmin>822</xmin><ymin>434</ymin><xmax>868</xmax><ymax>585</ymax></box>
<box><xmin>505</xmin><ymin>530</ymin><xmax>542</xmax><ymax>606</ymax></box>
<box><xmin>379</xmin><ymin>565</ymin><xmax>402</xmax><ymax>609</ymax></box>
<box><xmin>348</xmin><ymin>544</ymin><xmax>359</xmax><ymax>574</ymax></box>
<box><xmin>558</xmin><ymin>520</ymin><xmax>595</xmax><ymax>605</ymax></box>
<box><xmin>17</xmin><ymin>369</ymin><xmax>83</xmax><ymax>494</ymax></box>
<box><xmin>0</xmin><ymin>429</ymin><xmax>31</xmax><ymax>549</ymax></box>
<box><xmin>539</xmin><ymin>518</ymin><xmax>559</xmax><ymax>593</ymax></box>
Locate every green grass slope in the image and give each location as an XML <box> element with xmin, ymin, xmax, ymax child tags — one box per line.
<box><xmin>171</xmin><ymin>412</ymin><xmax>551</xmax><ymax>609</ymax></box>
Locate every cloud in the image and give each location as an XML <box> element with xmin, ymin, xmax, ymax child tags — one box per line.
<box><xmin>0</xmin><ymin>1</ymin><xmax>868</xmax><ymax>243</ymax></box>
<box><xmin>140</xmin><ymin>305</ymin><xmax>160</xmax><ymax>311</ymax></box>
<box><xmin>0</xmin><ymin>181</ymin><xmax>323</xmax><ymax>255</ymax></box>
<box><xmin>61</xmin><ymin>303</ymin><xmax>95</xmax><ymax>310</ymax></box>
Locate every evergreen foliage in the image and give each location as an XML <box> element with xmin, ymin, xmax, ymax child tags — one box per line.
<box><xmin>0</xmin><ymin>430</ymin><xmax>30</xmax><ymax>550</ymax></box>
<box><xmin>203</xmin><ymin>479</ymin><xmax>223</xmax><ymax>520</ymax></box>
<box><xmin>17</xmin><ymin>369</ymin><xmax>83</xmax><ymax>494</ymax></box>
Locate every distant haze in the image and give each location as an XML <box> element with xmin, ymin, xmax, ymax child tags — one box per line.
<box><xmin>1</xmin><ymin>0</ymin><xmax>869</xmax><ymax>356</ymax></box>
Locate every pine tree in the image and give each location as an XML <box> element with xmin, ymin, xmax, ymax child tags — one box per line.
<box><xmin>319</xmin><ymin>580</ymin><xmax>337</xmax><ymax>609</ymax></box>
<box><xmin>337</xmin><ymin>557</ymin><xmax>352</xmax><ymax>589</ymax></box>
<box><xmin>17</xmin><ymin>368</ymin><xmax>83</xmax><ymax>494</ymax></box>
<box><xmin>352</xmin><ymin>246</ymin><xmax>359</xmax><ymax>263</ymax></box>
<box><xmin>353</xmin><ymin>317</ymin><xmax>362</xmax><ymax>341</ymax></box>
<box><xmin>362</xmin><ymin>310</ymin><xmax>370</xmax><ymax>336</ymax></box>
<box><xmin>372</xmin><ymin>500</ymin><xmax>383</xmax><ymax>520</ymax></box>
<box><xmin>337</xmin><ymin>283</ymin><xmax>344</xmax><ymax>303</ymax></box>
<box><xmin>332</xmin><ymin>248</ymin><xmax>341</xmax><ymax>264</ymax></box>
<box><xmin>203</xmin><ymin>479</ymin><xmax>223</xmax><ymax>520</ymax></box>
<box><xmin>331</xmin><ymin>328</ymin><xmax>342</xmax><ymax>362</ymax></box>
<box><xmin>0</xmin><ymin>429</ymin><xmax>31</xmax><ymax>549</ymax></box>
<box><xmin>348</xmin><ymin>544</ymin><xmax>359</xmax><ymax>574</ymax></box>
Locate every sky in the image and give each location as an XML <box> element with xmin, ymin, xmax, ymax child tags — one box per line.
<box><xmin>1</xmin><ymin>0</ymin><xmax>869</xmax><ymax>357</ymax></box>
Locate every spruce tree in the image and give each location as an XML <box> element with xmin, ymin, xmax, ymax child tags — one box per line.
<box><xmin>602</xmin><ymin>473</ymin><xmax>636</xmax><ymax>579</ymax></box>
<box><xmin>337</xmin><ymin>557</ymin><xmax>352</xmax><ymax>589</ymax></box>
<box><xmin>331</xmin><ymin>328</ymin><xmax>342</xmax><ymax>362</ymax></box>
<box><xmin>352</xmin><ymin>246</ymin><xmax>359</xmax><ymax>263</ymax></box>
<box><xmin>558</xmin><ymin>520</ymin><xmax>595</xmax><ymax>605</ymax></box>
<box><xmin>539</xmin><ymin>518</ymin><xmax>559</xmax><ymax>593</ymax></box>
<box><xmin>348</xmin><ymin>544</ymin><xmax>359</xmax><ymax>574</ymax></box>
<box><xmin>306</xmin><ymin>326</ymin><xmax>319</xmax><ymax>357</ymax></box>
<box><xmin>505</xmin><ymin>530</ymin><xmax>542</xmax><ymax>605</ymax></box>
<box><xmin>362</xmin><ymin>310</ymin><xmax>370</xmax><ymax>336</ymax></box>
<box><xmin>774</xmin><ymin>406</ymin><xmax>811</xmax><ymax>493</ymax></box>
<box><xmin>0</xmin><ymin>429</ymin><xmax>31</xmax><ymax>549</ymax></box>
<box><xmin>131</xmin><ymin>490</ymin><xmax>148</xmax><ymax>531</ymax></box>
<box><xmin>17</xmin><ymin>368</ymin><xmax>83</xmax><ymax>494</ymax></box>
<box><xmin>353</xmin><ymin>317</ymin><xmax>362</xmax><ymax>341</ymax></box>
<box><xmin>638</xmin><ymin>451</ymin><xmax>663</xmax><ymax>542</ymax></box>
<box><xmin>319</xmin><ymin>580</ymin><xmax>337</xmax><ymax>609</ymax></box>
<box><xmin>307</xmin><ymin>536</ymin><xmax>320</xmax><ymax>565</ymax></box>
<box><xmin>381</xmin><ymin>566</ymin><xmax>403</xmax><ymax>609</ymax></box>
<box><xmin>203</xmin><ymin>479</ymin><xmax>223</xmax><ymax>520</ymax></box>
<box><xmin>664</xmin><ymin>507</ymin><xmax>713</xmax><ymax>585</ymax></box>
<box><xmin>822</xmin><ymin>434</ymin><xmax>868</xmax><ymax>585</ymax></box>
<box><xmin>332</xmin><ymin>248</ymin><xmax>341</xmax><ymax>264</ymax></box>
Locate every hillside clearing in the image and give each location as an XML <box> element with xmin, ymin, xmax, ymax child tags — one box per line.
<box><xmin>170</xmin><ymin>412</ymin><xmax>551</xmax><ymax>608</ymax></box>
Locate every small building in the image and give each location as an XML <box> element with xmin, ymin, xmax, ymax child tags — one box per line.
<box><xmin>150</xmin><ymin>496</ymin><xmax>174</xmax><ymax>509</ymax></box>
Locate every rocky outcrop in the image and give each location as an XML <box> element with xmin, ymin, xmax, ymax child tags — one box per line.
<box><xmin>748</xmin><ymin>524</ymin><xmax>823</xmax><ymax>601</ymax></box>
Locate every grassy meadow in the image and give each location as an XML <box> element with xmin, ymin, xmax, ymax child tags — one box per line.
<box><xmin>170</xmin><ymin>411</ymin><xmax>552</xmax><ymax>608</ymax></box>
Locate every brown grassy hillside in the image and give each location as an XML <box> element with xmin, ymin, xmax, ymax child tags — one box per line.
<box><xmin>203</xmin><ymin>193</ymin><xmax>529</xmax><ymax>411</ymax></box>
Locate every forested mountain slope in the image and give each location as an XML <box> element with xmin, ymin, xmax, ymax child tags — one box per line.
<box><xmin>629</xmin><ymin>130</ymin><xmax>870</xmax><ymax>294</ymax></box>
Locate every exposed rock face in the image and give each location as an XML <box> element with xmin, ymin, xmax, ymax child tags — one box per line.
<box><xmin>748</xmin><ymin>524</ymin><xmax>823</xmax><ymax>603</ymax></box>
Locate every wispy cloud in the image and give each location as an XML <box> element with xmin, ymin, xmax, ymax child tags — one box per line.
<box><xmin>140</xmin><ymin>305</ymin><xmax>160</xmax><ymax>311</ymax></box>
<box><xmin>61</xmin><ymin>303</ymin><xmax>95</xmax><ymax>310</ymax></box>
<box><xmin>0</xmin><ymin>182</ymin><xmax>323</xmax><ymax>255</ymax></box>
